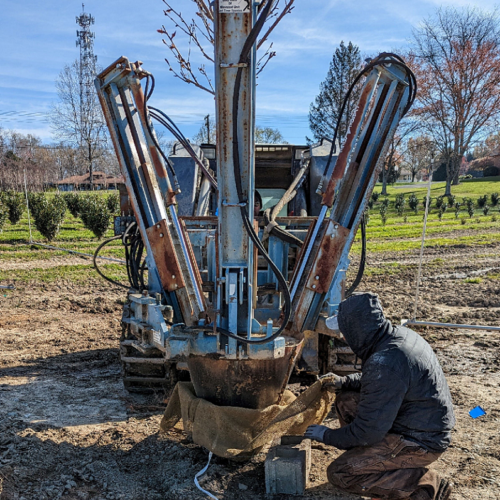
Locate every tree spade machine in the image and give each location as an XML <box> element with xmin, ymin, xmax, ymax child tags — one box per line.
<box><xmin>94</xmin><ymin>0</ymin><xmax>416</xmax><ymax>410</ymax></box>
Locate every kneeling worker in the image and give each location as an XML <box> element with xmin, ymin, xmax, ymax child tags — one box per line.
<box><xmin>305</xmin><ymin>292</ymin><xmax>455</xmax><ymax>500</ymax></box>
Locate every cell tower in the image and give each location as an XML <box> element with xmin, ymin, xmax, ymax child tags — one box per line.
<box><xmin>76</xmin><ymin>4</ymin><xmax>97</xmax><ymax>186</ymax></box>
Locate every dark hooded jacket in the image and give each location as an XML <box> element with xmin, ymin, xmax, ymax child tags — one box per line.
<box><xmin>323</xmin><ymin>293</ymin><xmax>455</xmax><ymax>452</ymax></box>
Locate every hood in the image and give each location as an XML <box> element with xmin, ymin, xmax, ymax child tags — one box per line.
<box><xmin>338</xmin><ymin>292</ymin><xmax>393</xmax><ymax>361</ymax></box>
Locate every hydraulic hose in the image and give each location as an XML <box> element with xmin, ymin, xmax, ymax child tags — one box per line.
<box><xmin>321</xmin><ymin>53</ymin><xmax>417</xmax><ymax>179</ymax></box>
<box><xmin>93</xmin><ymin>235</ymin><xmax>129</xmax><ymax>289</ymax></box>
<box><xmin>209</xmin><ymin>0</ymin><xmax>293</xmax><ymax>346</ymax></box>
<box><xmin>262</xmin><ymin>156</ymin><xmax>311</xmax><ymax>247</ymax></box>
<box><xmin>345</xmin><ymin>213</ymin><xmax>367</xmax><ymax>298</ymax></box>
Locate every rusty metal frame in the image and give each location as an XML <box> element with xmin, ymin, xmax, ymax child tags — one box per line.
<box><xmin>95</xmin><ymin>58</ymin><xmax>206</xmax><ymax>325</ymax></box>
<box><xmin>289</xmin><ymin>64</ymin><xmax>410</xmax><ymax>337</ymax></box>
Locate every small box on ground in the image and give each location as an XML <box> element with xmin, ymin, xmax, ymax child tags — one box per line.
<box><xmin>265</xmin><ymin>435</ymin><xmax>311</xmax><ymax>495</ymax></box>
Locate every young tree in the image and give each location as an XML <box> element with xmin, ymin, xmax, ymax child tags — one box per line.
<box><xmin>50</xmin><ymin>60</ymin><xmax>108</xmax><ymax>189</ymax></box>
<box><xmin>410</xmin><ymin>7</ymin><xmax>500</xmax><ymax>195</ymax></box>
<box><xmin>308</xmin><ymin>41</ymin><xmax>363</xmax><ymax>147</ymax></box>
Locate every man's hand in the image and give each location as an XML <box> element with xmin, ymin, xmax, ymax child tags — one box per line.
<box><xmin>319</xmin><ymin>373</ymin><xmax>343</xmax><ymax>390</ymax></box>
<box><xmin>304</xmin><ymin>424</ymin><xmax>329</xmax><ymax>443</ymax></box>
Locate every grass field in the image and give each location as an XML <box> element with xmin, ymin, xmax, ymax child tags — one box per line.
<box><xmin>0</xmin><ymin>186</ymin><xmax>499</xmax><ymax>500</ymax></box>
<box><xmin>1</xmin><ymin>179</ymin><xmax>499</xmax><ymax>283</ymax></box>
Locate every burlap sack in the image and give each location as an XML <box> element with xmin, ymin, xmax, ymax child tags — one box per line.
<box><xmin>160</xmin><ymin>380</ymin><xmax>334</xmax><ymax>459</ymax></box>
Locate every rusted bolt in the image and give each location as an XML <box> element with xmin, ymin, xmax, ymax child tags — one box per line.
<box><xmin>174</xmin><ymin>284</ymin><xmax>178</xmax><ymax>288</ymax></box>
<box><xmin>312</xmin><ymin>285</ymin><xmax>316</xmax><ymax>289</ymax></box>
<box><xmin>172</xmin><ymin>275</ymin><xmax>176</xmax><ymax>279</ymax></box>
<box><xmin>315</xmin><ymin>275</ymin><xmax>320</xmax><ymax>280</ymax></box>
<box><xmin>159</xmin><ymin>233</ymin><xmax>164</xmax><ymax>238</ymax></box>
<box><xmin>157</xmin><ymin>224</ymin><xmax>161</xmax><ymax>229</ymax></box>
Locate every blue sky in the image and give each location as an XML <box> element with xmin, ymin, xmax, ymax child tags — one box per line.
<box><xmin>0</xmin><ymin>0</ymin><xmax>497</xmax><ymax>145</ymax></box>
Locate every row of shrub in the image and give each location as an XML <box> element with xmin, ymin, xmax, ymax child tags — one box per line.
<box><xmin>375</xmin><ymin>193</ymin><xmax>500</xmax><ymax>225</ymax></box>
<box><xmin>0</xmin><ymin>190</ymin><xmax>119</xmax><ymax>242</ymax></box>
<box><xmin>0</xmin><ymin>190</ymin><xmax>26</xmax><ymax>228</ymax></box>
<box><xmin>369</xmin><ymin>191</ymin><xmax>499</xmax><ymax>214</ymax></box>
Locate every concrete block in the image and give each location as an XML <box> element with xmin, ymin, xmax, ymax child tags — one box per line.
<box><xmin>265</xmin><ymin>436</ymin><xmax>311</xmax><ymax>495</ymax></box>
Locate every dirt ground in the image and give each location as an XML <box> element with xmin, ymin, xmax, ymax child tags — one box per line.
<box><xmin>0</xmin><ymin>242</ymin><xmax>499</xmax><ymax>500</ymax></box>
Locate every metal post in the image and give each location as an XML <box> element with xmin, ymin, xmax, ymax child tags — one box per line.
<box><xmin>404</xmin><ymin>320</ymin><xmax>500</xmax><ymax>332</ymax></box>
<box><xmin>23</xmin><ymin>169</ymin><xmax>33</xmax><ymax>244</ymax></box>
<box><xmin>412</xmin><ymin>159</ymin><xmax>433</xmax><ymax>321</ymax></box>
<box><xmin>214</xmin><ymin>0</ymin><xmax>255</xmax><ymax>336</ymax></box>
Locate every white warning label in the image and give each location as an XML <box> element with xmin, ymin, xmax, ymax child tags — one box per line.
<box><xmin>220</xmin><ymin>0</ymin><xmax>250</xmax><ymax>13</ymax></box>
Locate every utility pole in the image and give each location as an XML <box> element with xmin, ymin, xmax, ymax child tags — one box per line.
<box><xmin>205</xmin><ymin>114</ymin><xmax>211</xmax><ymax>144</ymax></box>
<box><xmin>76</xmin><ymin>3</ymin><xmax>97</xmax><ymax>189</ymax></box>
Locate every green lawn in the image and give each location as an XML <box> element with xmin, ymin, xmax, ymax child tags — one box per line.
<box><xmin>0</xmin><ymin>180</ymin><xmax>499</xmax><ymax>284</ymax></box>
<box><xmin>383</xmin><ymin>176</ymin><xmax>500</xmax><ymax>198</ymax></box>
<box><xmin>353</xmin><ymin>177</ymin><xmax>500</xmax><ymax>253</ymax></box>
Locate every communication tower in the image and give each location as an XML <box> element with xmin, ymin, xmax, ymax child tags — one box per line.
<box><xmin>76</xmin><ymin>4</ymin><xmax>98</xmax><ymax>186</ymax></box>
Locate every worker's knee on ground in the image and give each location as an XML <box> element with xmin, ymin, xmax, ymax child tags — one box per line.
<box><xmin>326</xmin><ymin>461</ymin><xmax>351</xmax><ymax>488</ymax></box>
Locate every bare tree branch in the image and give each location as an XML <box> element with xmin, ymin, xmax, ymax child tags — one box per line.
<box><xmin>257</xmin><ymin>0</ymin><xmax>295</xmax><ymax>50</ymax></box>
<box><xmin>159</xmin><ymin>0</ymin><xmax>294</xmax><ymax>94</ymax></box>
<box><xmin>256</xmin><ymin>43</ymin><xmax>277</xmax><ymax>76</ymax></box>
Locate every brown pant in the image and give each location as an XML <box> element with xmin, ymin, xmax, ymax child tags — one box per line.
<box><xmin>327</xmin><ymin>390</ymin><xmax>443</xmax><ymax>500</ymax></box>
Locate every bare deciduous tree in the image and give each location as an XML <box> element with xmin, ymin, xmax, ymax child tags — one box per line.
<box><xmin>157</xmin><ymin>0</ymin><xmax>295</xmax><ymax>95</ymax></box>
<box><xmin>50</xmin><ymin>60</ymin><xmax>108</xmax><ymax>188</ymax></box>
<box><xmin>401</xmin><ymin>136</ymin><xmax>434</xmax><ymax>182</ymax></box>
<box><xmin>410</xmin><ymin>7</ymin><xmax>500</xmax><ymax>195</ymax></box>
<box><xmin>379</xmin><ymin>119</ymin><xmax>421</xmax><ymax>194</ymax></box>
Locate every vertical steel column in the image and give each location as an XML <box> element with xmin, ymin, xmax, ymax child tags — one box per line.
<box><xmin>215</xmin><ymin>0</ymin><xmax>256</xmax><ymax>340</ymax></box>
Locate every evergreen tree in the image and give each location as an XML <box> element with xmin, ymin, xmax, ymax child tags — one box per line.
<box><xmin>308</xmin><ymin>41</ymin><xmax>362</xmax><ymax>147</ymax></box>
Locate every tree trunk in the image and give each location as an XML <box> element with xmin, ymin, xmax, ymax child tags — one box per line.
<box><xmin>444</xmin><ymin>177</ymin><xmax>452</xmax><ymax>196</ymax></box>
<box><xmin>382</xmin><ymin>166</ymin><xmax>388</xmax><ymax>195</ymax></box>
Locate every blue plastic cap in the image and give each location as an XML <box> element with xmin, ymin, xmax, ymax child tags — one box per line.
<box><xmin>469</xmin><ymin>406</ymin><xmax>486</xmax><ymax>419</ymax></box>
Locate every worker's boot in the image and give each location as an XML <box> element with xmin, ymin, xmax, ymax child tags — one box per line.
<box><xmin>405</xmin><ymin>479</ymin><xmax>452</xmax><ymax>500</ymax></box>
<box><xmin>435</xmin><ymin>479</ymin><xmax>452</xmax><ymax>500</ymax></box>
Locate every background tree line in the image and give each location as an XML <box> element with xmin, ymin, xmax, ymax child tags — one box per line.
<box><xmin>0</xmin><ymin>127</ymin><xmax>120</xmax><ymax>192</ymax></box>
<box><xmin>308</xmin><ymin>7</ymin><xmax>500</xmax><ymax>195</ymax></box>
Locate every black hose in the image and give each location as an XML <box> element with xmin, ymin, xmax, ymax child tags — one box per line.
<box><xmin>213</xmin><ymin>0</ymin><xmax>294</xmax><ymax>346</ymax></box>
<box><xmin>321</xmin><ymin>53</ymin><xmax>417</xmax><ymax>178</ymax></box>
<box><xmin>263</xmin><ymin>209</ymin><xmax>304</xmax><ymax>247</ymax></box>
<box><xmin>93</xmin><ymin>235</ymin><xmax>129</xmax><ymax>289</ymax></box>
<box><xmin>121</xmin><ymin>222</ymin><xmax>148</xmax><ymax>291</ymax></box>
<box><xmin>149</xmin><ymin>108</ymin><xmax>218</xmax><ymax>189</ymax></box>
<box><xmin>345</xmin><ymin>213</ymin><xmax>367</xmax><ymax>298</ymax></box>
<box><xmin>143</xmin><ymin>75</ymin><xmax>182</xmax><ymax>190</ymax></box>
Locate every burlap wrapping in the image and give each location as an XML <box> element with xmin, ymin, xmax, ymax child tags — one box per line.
<box><xmin>160</xmin><ymin>380</ymin><xmax>334</xmax><ymax>459</ymax></box>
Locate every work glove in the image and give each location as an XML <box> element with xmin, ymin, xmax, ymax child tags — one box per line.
<box><xmin>318</xmin><ymin>372</ymin><xmax>343</xmax><ymax>391</ymax></box>
<box><xmin>304</xmin><ymin>424</ymin><xmax>329</xmax><ymax>443</ymax></box>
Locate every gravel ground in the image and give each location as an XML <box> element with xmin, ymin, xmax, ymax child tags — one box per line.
<box><xmin>0</xmin><ymin>241</ymin><xmax>499</xmax><ymax>499</ymax></box>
